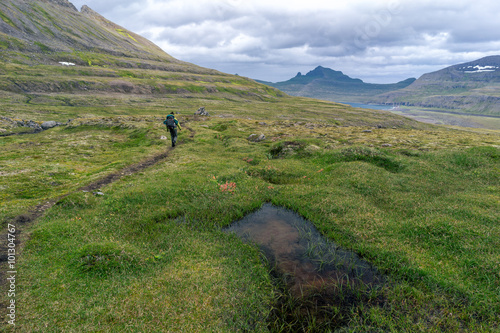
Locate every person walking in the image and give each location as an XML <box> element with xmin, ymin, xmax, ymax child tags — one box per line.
<box><xmin>163</xmin><ymin>113</ymin><xmax>181</xmax><ymax>147</ymax></box>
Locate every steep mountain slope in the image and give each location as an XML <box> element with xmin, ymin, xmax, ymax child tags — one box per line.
<box><xmin>1</xmin><ymin>0</ymin><xmax>175</xmax><ymax>63</ymax></box>
<box><xmin>259</xmin><ymin>66</ymin><xmax>416</xmax><ymax>103</ymax></box>
<box><xmin>0</xmin><ymin>0</ymin><xmax>283</xmax><ymax>101</ymax></box>
<box><xmin>0</xmin><ymin>0</ymin><xmax>434</xmax><ymax>134</ymax></box>
<box><xmin>371</xmin><ymin>56</ymin><xmax>500</xmax><ymax>116</ymax></box>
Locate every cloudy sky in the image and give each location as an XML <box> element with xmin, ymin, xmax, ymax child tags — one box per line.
<box><xmin>69</xmin><ymin>0</ymin><xmax>500</xmax><ymax>83</ymax></box>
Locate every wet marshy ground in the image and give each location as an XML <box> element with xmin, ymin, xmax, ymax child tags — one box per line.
<box><xmin>226</xmin><ymin>203</ymin><xmax>388</xmax><ymax>331</ymax></box>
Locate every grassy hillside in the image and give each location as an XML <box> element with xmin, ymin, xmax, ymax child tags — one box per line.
<box><xmin>1</xmin><ymin>1</ymin><xmax>500</xmax><ymax>332</ymax></box>
<box><xmin>0</xmin><ymin>0</ymin><xmax>286</xmax><ymax>113</ymax></box>
<box><xmin>372</xmin><ymin>56</ymin><xmax>500</xmax><ymax>116</ymax></box>
<box><xmin>261</xmin><ymin>60</ymin><xmax>500</xmax><ymax>118</ymax></box>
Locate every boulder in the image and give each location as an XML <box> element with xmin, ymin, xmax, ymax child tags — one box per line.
<box><xmin>41</xmin><ymin>121</ymin><xmax>58</xmax><ymax>130</ymax></box>
<box><xmin>247</xmin><ymin>134</ymin><xmax>266</xmax><ymax>142</ymax></box>
<box><xmin>26</xmin><ymin>120</ymin><xmax>42</xmax><ymax>130</ymax></box>
<box><xmin>194</xmin><ymin>107</ymin><xmax>210</xmax><ymax>116</ymax></box>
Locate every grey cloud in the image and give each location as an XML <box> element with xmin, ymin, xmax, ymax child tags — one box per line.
<box><xmin>153</xmin><ymin>23</ymin><xmax>238</xmax><ymax>48</ymax></box>
<box><xmin>135</xmin><ymin>2</ymin><xmax>242</xmax><ymax>29</ymax></box>
<box><xmin>69</xmin><ymin>0</ymin><xmax>500</xmax><ymax>83</ymax></box>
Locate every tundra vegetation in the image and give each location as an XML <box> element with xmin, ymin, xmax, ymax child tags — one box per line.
<box><xmin>0</xmin><ymin>0</ymin><xmax>499</xmax><ymax>331</ymax></box>
<box><xmin>1</xmin><ymin>90</ymin><xmax>499</xmax><ymax>331</ymax></box>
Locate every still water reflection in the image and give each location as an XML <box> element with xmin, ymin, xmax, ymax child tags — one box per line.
<box><xmin>226</xmin><ymin>204</ymin><xmax>385</xmax><ymax>298</ymax></box>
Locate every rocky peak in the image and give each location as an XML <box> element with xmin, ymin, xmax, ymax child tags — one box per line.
<box><xmin>41</xmin><ymin>0</ymin><xmax>78</xmax><ymax>11</ymax></box>
<box><xmin>80</xmin><ymin>5</ymin><xmax>100</xmax><ymax>16</ymax></box>
<box><xmin>306</xmin><ymin>66</ymin><xmax>363</xmax><ymax>83</ymax></box>
<box><xmin>80</xmin><ymin>5</ymin><xmax>109</xmax><ymax>24</ymax></box>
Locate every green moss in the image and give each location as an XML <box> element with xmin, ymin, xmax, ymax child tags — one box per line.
<box><xmin>1</xmin><ymin>37</ymin><xmax>26</xmax><ymax>50</ymax></box>
<box><xmin>31</xmin><ymin>3</ymin><xmax>62</xmax><ymax>31</ymax></box>
<box><xmin>118</xmin><ymin>70</ymin><xmax>139</xmax><ymax>78</ymax></box>
<box><xmin>116</xmin><ymin>29</ymin><xmax>138</xmax><ymax>42</ymax></box>
<box><xmin>0</xmin><ymin>9</ymin><xmax>16</xmax><ymax>28</ymax></box>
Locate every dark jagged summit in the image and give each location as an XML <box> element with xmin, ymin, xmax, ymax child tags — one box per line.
<box><xmin>260</xmin><ymin>66</ymin><xmax>415</xmax><ymax>103</ymax></box>
<box><xmin>291</xmin><ymin>66</ymin><xmax>364</xmax><ymax>84</ymax></box>
<box><xmin>41</xmin><ymin>0</ymin><xmax>78</xmax><ymax>11</ymax></box>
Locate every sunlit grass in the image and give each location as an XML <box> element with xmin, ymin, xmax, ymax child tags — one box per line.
<box><xmin>2</xmin><ymin>109</ymin><xmax>499</xmax><ymax>332</ymax></box>
<box><xmin>0</xmin><ymin>118</ymin><xmax>168</xmax><ymax>221</ymax></box>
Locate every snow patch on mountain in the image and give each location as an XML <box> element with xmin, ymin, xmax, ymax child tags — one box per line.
<box><xmin>460</xmin><ymin>65</ymin><xmax>499</xmax><ymax>73</ymax></box>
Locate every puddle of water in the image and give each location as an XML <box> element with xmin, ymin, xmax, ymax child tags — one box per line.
<box><xmin>225</xmin><ymin>203</ymin><xmax>387</xmax><ymax>329</ymax></box>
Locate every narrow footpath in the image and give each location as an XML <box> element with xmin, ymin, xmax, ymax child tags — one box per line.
<box><xmin>0</xmin><ymin>126</ymin><xmax>195</xmax><ymax>313</ymax></box>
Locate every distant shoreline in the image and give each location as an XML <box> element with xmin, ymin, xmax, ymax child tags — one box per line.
<box><xmin>343</xmin><ymin>102</ymin><xmax>500</xmax><ymax>118</ymax></box>
<box><xmin>399</xmin><ymin>108</ymin><xmax>500</xmax><ymax>119</ymax></box>
<box><xmin>340</xmin><ymin>102</ymin><xmax>392</xmax><ymax>111</ymax></box>
<box><xmin>339</xmin><ymin>102</ymin><xmax>500</xmax><ymax>129</ymax></box>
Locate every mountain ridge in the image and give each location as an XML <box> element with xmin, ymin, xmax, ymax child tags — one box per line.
<box><xmin>371</xmin><ymin>55</ymin><xmax>500</xmax><ymax>116</ymax></box>
<box><xmin>0</xmin><ymin>0</ymin><xmax>436</xmax><ymax>132</ymax></box>
<box><xmin>288</xmin><ymin>66</ymin><xmax>364</xmax><ymax>84</ymax></box>
<box><xmin>258</xmin><ymin>66</ymin><xmax>416</xmax><ymax>103</ymax></box>
<box><xmin>0</xmin><ymin>0</ymin><xmax>175</xmax><ymax>62</ymax></box>
<box><xmin>0</xmin><ymin>0</ymin><xmax>288</xmax><ymax>102</ymax></box>
<box><xmin>259</xmin><ymin>56</ymin><xmax>500</xmax><ymax>116</ymax></box>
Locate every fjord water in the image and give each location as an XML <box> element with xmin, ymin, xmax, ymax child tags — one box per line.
<box><xmin>226</xmin><ymin>204</ymin><xmax>387</xmax><ymax>328</ymax></box>
<box><xmin>342</xmin><ymin>102</ymin><xmax>393</xmax><ymax>110</ymax></box>
<box><xmin>344</xmin><ymin>102</ymin><xmax>500</xmax><ymax>129</ymax></box>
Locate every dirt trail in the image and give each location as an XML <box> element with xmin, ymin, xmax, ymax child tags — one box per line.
<box><xmin>0</xmin><ymin>126</ymin><xmax>195</xmax><ymax>313</ymax></box>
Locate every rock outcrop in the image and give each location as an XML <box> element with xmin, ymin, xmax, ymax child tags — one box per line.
<box><xmin>247</xmin><ymin>134</ymin><xmax>266</xmax><ymax>142</ymax></box>
<box><xmin>194</xmin><ymin>107</ymin><xmax>210</xmax><ymax>116</ymax></box>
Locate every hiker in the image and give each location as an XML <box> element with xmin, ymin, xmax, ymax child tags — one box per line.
<box><xmin>163</xmin><ymin>113</ymin><xmax>181</xmax><ymax>147</ymax></box>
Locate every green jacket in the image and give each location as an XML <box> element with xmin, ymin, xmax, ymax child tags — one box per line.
<box><xmin>163</xmin><ymin>115</ymin><xmax>182</xmax><ymax>130</ymax></box>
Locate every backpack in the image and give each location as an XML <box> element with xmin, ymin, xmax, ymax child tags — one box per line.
<box><xmin>164</xmin><ymin>115</ymin><xmax>176</xmax><ymax>128</ymax></box>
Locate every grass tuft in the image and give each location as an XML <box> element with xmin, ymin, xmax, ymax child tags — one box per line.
<box><xmin>74</xmin><ymin>242</ymin><xmax>142</xmax><ymax>276</ymax></box>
